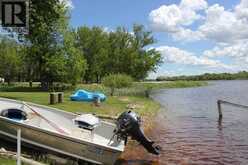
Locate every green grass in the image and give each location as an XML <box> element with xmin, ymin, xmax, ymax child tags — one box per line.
<box><xmin>0</xmin><ymin>91</ymin><xmax>160</xmax><ymax>117</ymax></box>
<box><xmin>138</xmin><ymin>81</ymin><xmax>207</xmax><ymax>89</ymax></box>
<box><xmin>76</xmin><ymin>81</ymin><xmax>207</xmax><ymax>96</ymax></box>
<box><xmin>0</xmin><ymin>157</ymin><xmax>30</xmax><ymax>165</ymax></box>
<box><xmin>0</xmin><ymin>157</ymin><xmax>16</xmax><ymax>165</ymax></box>
<box><xmin>0</xmin><ymin>81</ymin><xmax>207</xmax><ymax>117</ymax></box>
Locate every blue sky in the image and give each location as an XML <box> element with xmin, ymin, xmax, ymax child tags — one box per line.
<box><xmin>70</xmin><ymin>0</ymin><xmax>248</xmax><ymax>78</ymax></box>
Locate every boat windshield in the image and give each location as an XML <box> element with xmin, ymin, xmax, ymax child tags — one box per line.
<box><xmin>0</xmin><ymin>108</ymin><xmax>27</xmax><ymax>121</ymax></box>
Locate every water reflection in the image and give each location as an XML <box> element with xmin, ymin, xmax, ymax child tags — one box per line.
<box><xmin>115</xmin><ymin>159</ymin><xmax>159</xmax><ymax>165</ymax></box>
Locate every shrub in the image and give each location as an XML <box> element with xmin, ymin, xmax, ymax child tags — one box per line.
<box><xmin>102</xmin><ymin>74</ymin><xmax>133</xmax><ymax>96</ymax></box>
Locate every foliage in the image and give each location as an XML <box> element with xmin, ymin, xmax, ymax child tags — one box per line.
<box><xmin>76</xmin><ymin>24</ymin><xmax>162</xmax><ymax>83</ymax></box>
<box><xmin>76</xmin><ymin>26</ymin><xmax>109</xmax><ymax>83</ymax></box>
<box><xmin>157</xmin><ymin>71</ymin><xmax>248</xmax><ymax>81</ymax></box>
<box><xmin>102</xmin><ymin>74</ymin><xmax>133</xmax><ymax>96</ymax></box>
<box><xmin>63</xmin><ymin>30</ymin><xmax>87</xmax><ymax>85</ymax></box>
<box><xmin>0</xmin><ymin>38</ymin><xmax>22</xmax><ymax>84</ymax></box>
<box><xmin>107</xmin><ymin>24</ymin><xmax>162</xmax><ymax>80</ymax></box>
<box><xmin>23</xmin><ymin>0</ymin><xmax>70</xmax><ymax>89</ymax></box>
<box><xmin>1</xmin><ymin>1</ymin><xmax>162</xmax><ymax>88</ymax></box>
<box><xmin>0</xmin><ymin>81</ymin><xmax>207</xmax><ymax>96</ymax></box>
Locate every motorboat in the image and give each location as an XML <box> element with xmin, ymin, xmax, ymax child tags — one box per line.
<box><xmin>0</xmin><ymin>97</ymin><xmax>160</xmax><ymax>164</ymax></box>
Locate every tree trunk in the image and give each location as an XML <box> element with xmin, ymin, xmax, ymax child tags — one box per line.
<box><xmin>5</xmin><ymin>76</ymin><xmax>11</xmax><ymax>86</ymax></box>
<box><xmin>29</xmin><ymin>81</ymin><xmax>33</xmax><ymax>87</ymax></box>
<box><xmin>49</xmin><ymin>81</ymin><xmax>54</xmax><ymax>91</ymax></box>
<box><xmin>41</xmin><ymin>81</ymin><xmax>49</xmax><ymax>91</ymax></box>
<box><xmin>96</xmin><ymin>74</ymin><xmax>99</xmax><ymax>83</ymax></box>
<box><xmin>7</xmin><ymin>80</ymin><xmax>10</xmax><ymax>86</ymax></box>
<box><xmin>110</xmin><ymin>88</ymin><xmax>114</xmax><ymax>96</ymax></box>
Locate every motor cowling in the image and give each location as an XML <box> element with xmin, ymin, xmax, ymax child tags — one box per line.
<box><xmin>115</xmin><ymin>111</ymin><xmax>161</xmax><ymax>155</ymax></box>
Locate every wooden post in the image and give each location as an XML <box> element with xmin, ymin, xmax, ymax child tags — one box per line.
<box><xmin>58</xmin><ymin>92</ymin><xmax>64</xmax><ymax>103</ymax></box>
<box><xmin>17</xmin><ymin>129</ymin><xmax>21</xmax><ymax>165</ymax></box>
<box><xmin>217</xmin><ymin>99</ymin><xmax>248</xmax><ymax>123</ymax></box>
<box><xmin>50</xmin><ymin>93</ymin><xmax>57</xmax><ymax>105</ymax></box>
<box><xmin>217</xmin><ymin>100</ymin><xmax>223</xmax><ymax>120</ymax></box>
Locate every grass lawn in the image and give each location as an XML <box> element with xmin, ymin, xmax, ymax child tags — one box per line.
<box><xmin>0</xmin><ymin>157</ymin><xmax>30</xmax><ymax>165</ymax></box>
<box><xmin>0</xmin><ymin>91</ymin><xmax>160</xmax><ymax>117</ymax></box>
<box><xmin>0</xmin><ymin>157</ymin><xmax>16</xmax><ymax>165</ymax></box>
<box><xmin>0</xmin><ymin>81</ymin><xmax>206</xmax><ymax>117</ymax></box>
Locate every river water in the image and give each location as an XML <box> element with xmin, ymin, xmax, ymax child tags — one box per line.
<box><xmin>1</xmin><ymin>81</ymin><xmax>248</xmax><ymax>165</ymax></box>
<box><xmin>120</xmin><ymin>80</ymin><xmax>248</xmax><ymax>165</ymax></box>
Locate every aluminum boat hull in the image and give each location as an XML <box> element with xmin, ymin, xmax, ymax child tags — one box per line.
<box><xmin>0</xmin><ymin>98</ymin><xmax>124</xmax><ymax>165</ymax></box>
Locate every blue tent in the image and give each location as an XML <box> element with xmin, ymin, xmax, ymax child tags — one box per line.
<box><xmin>70</xmin><ymin>90</ymin><xmax>106</xmax><ymax>102</ymax></box>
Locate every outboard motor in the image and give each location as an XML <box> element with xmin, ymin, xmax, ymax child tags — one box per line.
<box><xmin>114</xmin><ymin>111</ymin><xmax>161</xmax><ymax>155</ymax></box>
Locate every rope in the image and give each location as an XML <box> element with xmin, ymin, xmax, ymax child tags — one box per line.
<box><xmin>22</xmin><ymin>102</ymin><xmax>69</xmax><ymax>135</ymax></box>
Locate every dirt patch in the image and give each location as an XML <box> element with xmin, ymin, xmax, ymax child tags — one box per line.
<box><xmin>126</xmin><ymin>103</ymin><xmax>145</xmax><ymax>110</ymax></box>
<box><xmin>118</xmin><ymin>97</ymin><xmax>130</xmax><ymax>102</ymax></box>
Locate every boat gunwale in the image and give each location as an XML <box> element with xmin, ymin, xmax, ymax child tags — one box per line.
<box><xmin>0</xmin><ymin>97</ymin><xmax>124</xmax><ymax>153</ymax></box>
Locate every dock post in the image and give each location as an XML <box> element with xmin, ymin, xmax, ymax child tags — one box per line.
<box><xmin>217</xmin><ymin>100</ymin><xmax>223</xmax><ymax>120</ymax></box>
<box><xmin>17</xmin><ymin>129</ymin><xmax>21</xmax><ymax>165</ymax></box>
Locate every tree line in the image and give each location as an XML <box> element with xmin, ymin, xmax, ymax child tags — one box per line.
<box><xmin>156</xmin><ymin>71</ymin><xmax>248</xmax><ymax>81</ymax></box>
<box><xmin>0</xmin><ymin>0</ymin><xmax>162</xmax><ymax>89</ymax></box>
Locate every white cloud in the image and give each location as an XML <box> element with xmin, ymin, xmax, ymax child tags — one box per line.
<box><xmin>149</xmin><ymin>0</ymin><xmax>248</xmax><ymax>44</ymax></box>
<box><xmin>235</xmin><ymin>0</ymin><xmax>248</xmax><ymax>19</ymax></box>
<box><xmin>103</xmin><ymin>27</ymin><xmax>114</xmax><ymax>33</ymax></box>
<box><xmin>172</xmin><ymin>28</ymin><xmax>203</xmax><ymax>41</ymax></box>
<box><xmin>149</xmin><ymin>4</ymin><xmax>183</xmax><ymax>33</ymax></box>
<box><xmin>203</xmin><ymin>41</ymin><xmax>248</xmax><ymax>67</ymax></box>
<box><xmin>148</xmin><ymin>45</ymin><xmax>241</xmax><ymax>78</ymax></box>
<box><xmin>148</xmin><ymin>70</ymin><xmax>178</xmax><ymax>79</ymax></box>
<box><xmin>157</xmin><ymin>46</ymin><xmax>230</xmax><ymax>69</ymax></box>
<box><xmin>60</xmin><ymin>0</ymin><xmax>74</xmax><ymax>9</ymax></box>
<box><xmin>148</xmin><ymin>0</ymin><xmax>248</xmax><ymax>77</ymax></box>
<box><xmin>149</xmin><ymin>0</ymin><xmax>207</xmax><ymax>33</ymax></box>
<box><xmin>180</xmin><ymin>0</ymin><xmax>208</xmax><ymax>11</ymax></box>
<box><xmin>198</xmin><ymin>4</ymin><xmax>248</xmax><ymax>43</ymax></box>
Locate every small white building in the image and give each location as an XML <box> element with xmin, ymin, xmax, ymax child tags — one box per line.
<box><xmin>0</xmin><ymin>77</ymin><xmax>4</xmax><ymax>83</ymax></box>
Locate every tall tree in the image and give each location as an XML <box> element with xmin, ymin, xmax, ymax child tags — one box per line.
<box><xmin>130</xmin><ymin>24</ymin><xmax>162</xmax><ymax>79</ymax></box>
<box><xmin>25</xmin><ymin>0</ymin><xmax>70</xmax><ymax>89</ymax></box>
<box><xmin>107</xmin><ymin>24</ymin><xmax>162</xmax><ymax>80</ymax></box>
<box><xmin>76</xmin><ymin>24</ymin><xmax>162</xmax><ymax>82</ymax></box>
<box><xmin>64</xmin><ymin>30</ymin><xmax>87</xmax><ymax>85</ymax></box>
<box><xmin>76</xmin><ymin>26</ymin><xmax>109</xmax><ymax>83</ymax></box>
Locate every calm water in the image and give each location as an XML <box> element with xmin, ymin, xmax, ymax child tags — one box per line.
<box><xmin>121</xmin><ymin>80</ymin><xmax>248</xmax><ymax>165</ymax></box>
